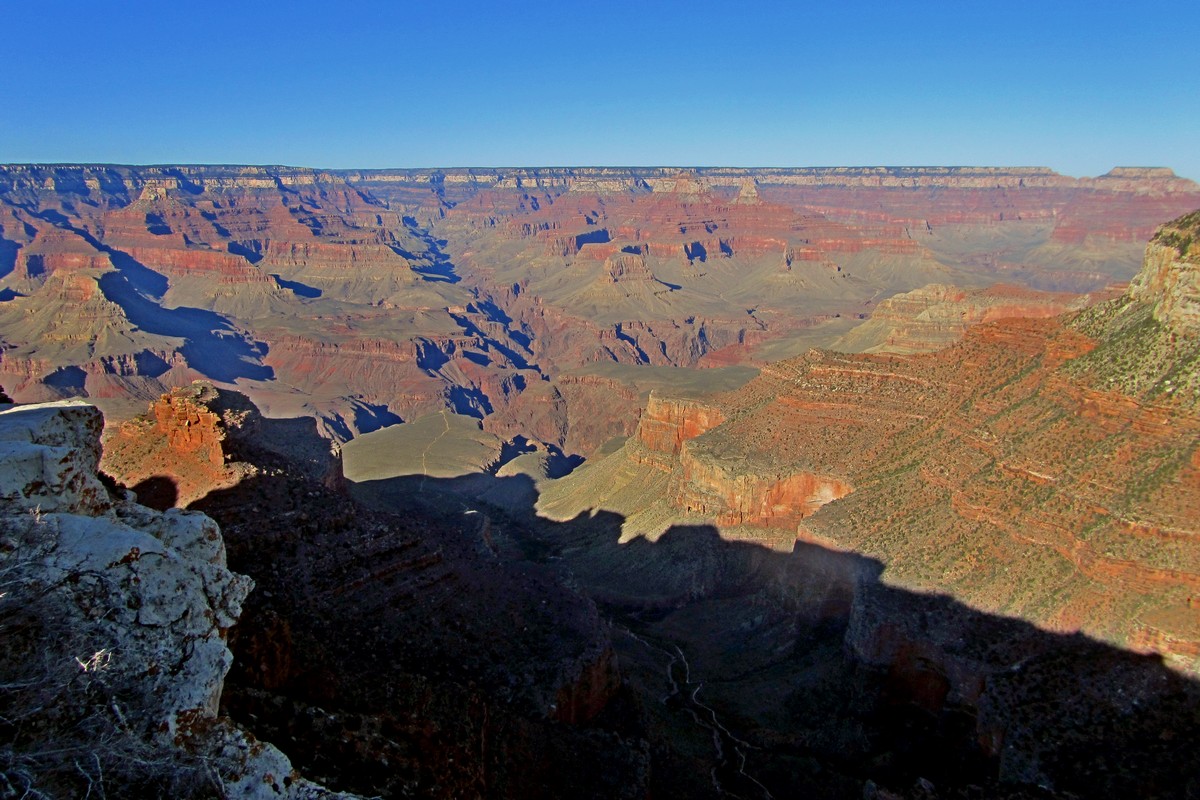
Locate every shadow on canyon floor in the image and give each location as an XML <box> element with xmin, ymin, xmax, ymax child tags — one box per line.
<box><xmin>351</xmin><ymin>471</ymin><xmax>1200</xmax><ymax>799</ymax></box>
<box><xmin>98</xmin><ymin>270</ymin><xmax>274</xmax><ymax>382</ymax></box>
<box><xmin>186</xmin><ymin>405</ymin><xmax>1200</xmax><ymax>799</ymax></box>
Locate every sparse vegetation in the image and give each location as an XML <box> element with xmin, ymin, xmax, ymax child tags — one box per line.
<box><xmin>1068</xmin><ymin>297</ymin><xmax>1200</xmax><ymax>403</ymax></box>
<box><xmin>1152</xmin><ymin>209</ymin><xmax>1200</xmax><ymax>258</ymax></box>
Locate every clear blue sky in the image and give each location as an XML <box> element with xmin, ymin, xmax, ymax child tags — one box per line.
<box><xmin>3</xmin><ymin>1</ymin><xmax>1197</xmax><ymax>179</ymax></box>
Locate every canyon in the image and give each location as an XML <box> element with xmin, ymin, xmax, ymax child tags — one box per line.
<box><xmin>2</xmin><ymin>163</ymin><xmax>1200</xmax><ymax>798</ymax></box>
<box><xmin>3</xmin><ymin>164</ymin><xmax>1198</xmax><ymax>449</ymax></box>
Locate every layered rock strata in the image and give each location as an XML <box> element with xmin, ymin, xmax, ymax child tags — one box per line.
<box><xmin>4</xmin><ymin>162</ymin><xmax>1198</xmax><ymax>453</ymax></box>
<box><xmin>834</xmin><ymin>282</ymin><xmax>1092</xmax><ymax>354</ymax></box>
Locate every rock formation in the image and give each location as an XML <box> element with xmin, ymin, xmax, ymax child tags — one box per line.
<box><xmin>3</xmin><ymin>162</ymin><xmax>1198</xmax><ymax>460</ymax></box>
<box><xmin>0</xmin><ymin>400</ymin><xmax>354</xmax><ymax>798</ymax></box>
<box><xmin>102</xmin><ymin>381</ymin><xmax>248</xmax><ymax>508</ymax></box>
<box><xmin>1129</xmin><ymin>209</ymin><xmax>1200</xmax><ymax>333</ymax></box>
<box><xmin>833</xmin><ymin>282</ymin><xmax>1094</xmax><ymax>354</ymax></box>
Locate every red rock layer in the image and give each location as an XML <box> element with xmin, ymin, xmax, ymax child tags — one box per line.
<box><xmin>673</xmin><ymin>446</ymin><xmax>853</xmax><ymax>528</ymax></box>
<box><xmin>635</xmin><ymin>393</ymin><xmax>727</xmax><ymax>457</ymax></box>
<box><xmin>102</xmin><ymin>382</ymin><xmax>242</xmax><ymax>508</ymax></box>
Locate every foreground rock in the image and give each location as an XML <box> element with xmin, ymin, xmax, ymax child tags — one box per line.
<box><xmin>90</xmin><ymin>381</ymin><xmax>653</xmax><ymax>797</ymax></box>
<box><xmin>0</xmin><ymin>400</ymin><xmax>354</xmax><ymax>798</ymax></box>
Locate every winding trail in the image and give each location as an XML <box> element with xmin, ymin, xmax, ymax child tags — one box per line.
<box><xmin>617</xmin><ymin>624</ymin><xmax>774</xmax><ymax>800</ymax></box>
<box><xmin>418</xmin><ymin>411</ymin><xmax>451</xmax><ymax>492</ymax></box>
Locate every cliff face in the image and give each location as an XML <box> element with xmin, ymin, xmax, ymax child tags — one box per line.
<box><xmin>725</xmin><ymin>305</ymin><xmax>1199</xmax><ymax>669</ymax></box>
<box><xmin>0</xmin><ymin>400</ymin><xmax>352</xmax><ymax>798</ymax></box>
<box><xmin>674</xmin><ymin>442</ymin><xmax>853</xmax><ymax>528</ymax></box>
<box><xmin>630</xmin><ymin>393</ymin><xmax>851</xmax><ymax>527</ymax></box>
<box><xmin>1129</xmin><ymin>210</ymin><xmax>1200</xmax><ymax>333</ymax></box>
<box><xmin>834</xmin><ymin>282</ymin><xmax>1090</xmax><ymax>354</ymax></box>
<box><xmin>635</xmin><ymin>392</ymin><xmax>727</xmax><ymax>458</ymax></box>
<box><xmin>12</xmin><ymin>391</ymin><xmax>645</xmax><ymax>798</ymax></box>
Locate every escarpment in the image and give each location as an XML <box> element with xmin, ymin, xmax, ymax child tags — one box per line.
<box><xmin>508</xmin><ymin>214</ymin><xmax>1200</xmax><ymax>799</ymax></box>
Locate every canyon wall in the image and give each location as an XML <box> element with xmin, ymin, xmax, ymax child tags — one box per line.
<box><xmin>571</xmin><ymin>212</ymin><xmax>1200</xmax><ymax>674</ymax></box>
<box><xmin>3</xmin><ymin>162</ymin><xmax>1198</xmax><ymax>457</ymax></box>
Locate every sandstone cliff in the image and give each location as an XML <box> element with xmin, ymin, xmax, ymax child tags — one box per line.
<box><xmin>1129</xmin><ymin>209</ymin><xmax>1200</xmax><ymax>334</ymax></box>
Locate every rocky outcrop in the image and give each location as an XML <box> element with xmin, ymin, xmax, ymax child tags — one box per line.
<box><xmin>630</xmin><ymin>392</ymin><xmax>853</xmax><ymax>528</ymax></box>
<box><xmin>1129</xmin><ymin>210</ymin><xmax>1200</xmax><ymax>334</ymax></box>
<box><xmin>0</xmin><ymin>400</ymin><xmax>353</xmax><ymax>798</ymax></box>
<box><xmin>834</xmin><ymin>283</ymin><xmax>1087</xmax><ymax>354</ymax></box>
<box><xmin>674</xmin><ymin>442</ymin><xmax>852</xmax><ymax>528</ymax></box>
<box><xmin>102</xmin><ymin>382</ymin><xmax>246</xmax><ymax>508</ymax></box>
<box><xmin>635</xmin><ymin>393</ymin><xmax>726</xmax><ymax>458</ymax></box>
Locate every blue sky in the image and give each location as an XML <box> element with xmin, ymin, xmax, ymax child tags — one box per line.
<box><xmin>3</xmin><ymin>1</ymin><xmax>1197</xmax><ymax>178</ymax></box>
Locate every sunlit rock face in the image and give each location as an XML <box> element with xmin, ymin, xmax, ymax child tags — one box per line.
<box><xmin>549</xmin><ymin>212</ymin><xmax>1200</xmax><ymax>675</ymax></box>
<box><xmin>635</xmin><ymin>393</ymin><xmax>727</xmax><ymax>459</ymax></box>
<box><xmin>1129</xmin><ymin>211</ymin><xmax>1200</xmax><ymax>334</ymax></box>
